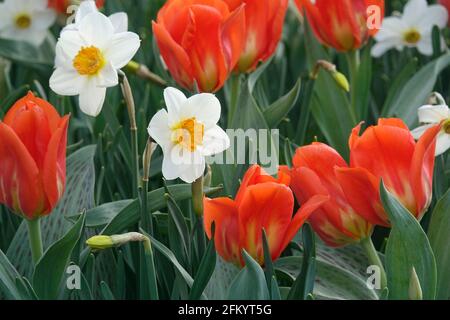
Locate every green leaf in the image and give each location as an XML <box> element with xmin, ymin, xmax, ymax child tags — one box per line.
<box><xmin>353</xmin><ymin>47</ymin><xmax>372</xmax><ymax>120</ymax></box>
<box><xmin>380</xmin><ymin>182</ymin><xmax>437</xmax><ymax>300</ymax></box>
<box><xmin>0</xmin><ymin>249</ymin><xmax>26</xmax><ymax>300</ymax></box>
<box><xmin>428</xmin><ymin>190</ymin><xmax>450</xmax><ymax>299</ymax></box>
<box><xmin>189</xmin><ymin>231</ymin><xmax>217</xmax><ymax>300</ymax></box>
<box><xmin>32</xmin><ymin>214</ymin><xmax>86</xmax><ymax>300</ymax></box>
<box><xmin>92</xmin><ymin>185</ymin><xmax>222</xmax><ymax>234</ymax></box>
<box><xmin>288</xmin><ymin>224</ymin><xmax>316</xmax><ymax>300</ymax></box>
<box><xmin>227</xmin><ymin>250</ymin><xmax>270</xmax><ymax>300</ymax></box>
<box><xmin>263</xmin><ymin>79</ymin><xmax>301</xmax><ymax>128</ymax></box>
<box><xmin>275</xmin><ymin>241</ymin><xmax>379</xmax><ymax>300</ymax></box>
<box><xmin>7</xmin><ymin>145</ymin><xmax>96</xmax><ymax>279</ymax></box>
<box><xmin>382</xmin><ymin>52</ymin><xmax>450</xmax><ymax>126</ymax></box>
<box><xmin>0</xmin><ymin>38</ymin><xmax>54</xmax><ymax>70</ymax></box>
<box><xmin>99</xmin><ymin>281</ymin><xmax>116</xmax><ymax>300</ymax></box>
<box><xmin>165</xmin><ymin>193</ymin><xmax>191</xmax><ymax>266</ymax></box>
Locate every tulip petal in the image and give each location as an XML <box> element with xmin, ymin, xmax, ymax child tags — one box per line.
<box><xmin>221</xmin><ymin>4</ymin><xmax>247</xmax><ymax>70</ymax></box>
<box><xmin>181</xmin><ymin>5</ymin><xmax>228</xmax><ymax>92</ymax></box>
<box><xmin>42</xmin><ymin>115</ymin><xmax>70</xmax><ymax>214</ymax></box>
<box><xmin>152</xmin><ymin>21</ymin><xmax>194</xmax><ymax>90</ymax></box>
<box><xmin>204</xmin><ymin>197</ymin><xmax>240</xmax><ymax>264</ymax></box>
<box><xmin>410</xmin><ymin>124</ymin><xmax>440</xmax><ymax>218</ymax></box>
<box><xmin>335</xmin><ymin>167</ymin><xmax>388</xmax><ymax>226</ymax></box>
<box><xmin>238</xmin><ymin>182</ymin><xmax>294</xmax><ymax>263</ymax></box>
<box><xmin>0</xmin><ymin>122</ymin><xmax>43</xmax><ymax>219</ymax></box>
<box><xmin>279</xmin><ymin>194</ymin><xmax>329</xmax><ymax>256</ymax></box>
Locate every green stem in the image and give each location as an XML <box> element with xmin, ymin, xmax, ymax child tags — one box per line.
<box><xmin>227</xmin><ymin>74</ymin><xmax>241</xmax><ymax>125</ymax></box>
<box><xmin>346</xmin><ymin>50</ymin><xmax>360</xmax><ymax>116</ymax></box>
<box><xmin>27</xmin><ymin>219</ymin><xmax>43</xmax><ymax>265</ymax></box>
<box><xmin>142</xmin><ymin>238</ymin><xmax>159</xmax><ymax>300</ymax></box>
<box><xmin>192</xmin><ymin>176</ymin><xmax>204</xmax><ymax>217</ymax></box>
<box><xmin>361</xmin><ymin>237</ymin><xmax>387</xmax><ymax>290</ymax></box>
<box><xmin>119</xmin><ymin>71</ymin><xmax>140</xmax><ymax>199</ymax></box>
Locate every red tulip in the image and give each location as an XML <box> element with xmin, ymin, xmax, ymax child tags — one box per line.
<box><xmin>0</xmin><ymin>92</ymin><xmax>69</xmax><ymax>220</ymax></box>
<box><xmin>222</xmin><ymin>0</ymin><xmax>288</xmax><ymax>73</ymax></box>
<box><xmin>152</xmin><ymin>0</ymin><xmax>246</xmax><ymax>93</ymax></box>
<box><xmin>48</xmin><ymin>0</ymin><xmax>105</xmax><ymax>14</ymax></box>
<box><xmin>440</xmin><ymin>0</ymin><xmax>450</xmax><ymax>26</ymax></box>
<box><xmin>204</xmin><ymin>165</ymin><xmax>327</xmax><ymax>266</ymax></box>
<box><xmin>296</xmin><ymin>0</ymin><xmax>385</xmax><ymax>51</ymax></box>
<box><xmin>341</xmin><ymin>119</ymin><xmax>440</xmax><ymax>225</ymax></box>
<box><xmin>290</xmin><ymin>143</ymin><xmax>374</xmax><ymax>247</ymax></box>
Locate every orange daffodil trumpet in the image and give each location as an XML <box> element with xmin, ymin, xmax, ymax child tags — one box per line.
<box><xmin>222</xmin><ymin>0</ymin><xmax>288</xmax><ymax>73</ymax></box>
<box><xmin>0</xmin><ymin>92</ymin><xmax>69</xmax><ymax>220</ymax></box>
<box><xmin>372</xmin><ymin>0</ymin><xmax>448</xmax><ymax>57</ymax></box>
<box><xmin>204</xmin><ymin>165</ymin><xmax>328</xmax><ymax>266</ymax></box>
<box><xmin>152</xmin><ymin>0</ymin><xmax>246</xmax><ymax>93</ymax></box>
<box><xmin>0</xmin><ymin>0</ymin><xmax>56</xmax><ymax>46</ymax></box>
<box><xmin>50</xmin><ymin>1</ymin><xmax>140</xmax><ymax>116</ymax></box>
<box><xmin>148</xmin><ymin>87</ymin><xmax>230</xmax><ymax>183</ymax></box>
<box><xmin>289</xmin><ymin>119</ymin><xmax>440</xmax><ymax>247</ymax></box>
<box><xmin>296</xmin><ymin>0</ymin><xmax>385</xmax><ymax>52</ymax></box>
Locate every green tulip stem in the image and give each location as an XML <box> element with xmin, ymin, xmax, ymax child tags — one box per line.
<box><xmin>361</xmin><ymin>237</ymin><xmax>387</xmax><ymax>290</ymax></box>
<box><xmin>27</xmin><ymin>218</ymin><xmax>43</xmax><ymax>265</ymax></box>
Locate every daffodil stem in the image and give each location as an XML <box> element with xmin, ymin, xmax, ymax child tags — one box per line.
<box><xmin>192</xmin><ymin>176</ymin><xmax>204</xmax><ymax>217</ymax></box>
<box><xmin>227</xmin><ymin>74</ymin><xmax>241</xmax><ymax>125</ymax></box>
<box><xmin>125</xmin><ymin>61</ymin><xmax>167</xmax><ymax>87</ymax></box>
<box><xmin>119</xmin><ymin>71</ymin><xmax>140</xmax><ymax>199</ymax></box>
<box><xmin>27</xmin><ymin>218</ymin><xmax>43</xmax><ymax>265</ymax></box>
<box><xmin>361</xmin><ymin>237</ymin><xmax>387</xmax><ymax>290</ymax></box>
<box><xmin>346</xmin><ymin>50</ymin><xmax>360</xmax><ymax>117</ymax></box>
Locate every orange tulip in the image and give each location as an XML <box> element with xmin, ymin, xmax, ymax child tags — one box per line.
<box><xmin>290</xmin><ymin>143</ymin><xmax>373</xmax><ymax>247</ymax></box>
<box><xmin>204</xmin><ymin>164</ymin><xmax>328</xmax><ymax>266</ymax></box>
<box><xmin>48</xmin><ymin>0</ymin><xmax>105</xmax><ymax>14</ymax></box>
<box><xmin>0</xmin><ymin>92</ymin><xmax>69</xmax><ymax>220</ymax></box>
<box><xmin>222</xmin><ymin>0</ymin><xmax>288</xmax><ymax>73</ymax></box>
<box><xmin>296</xmin><ymin>0</ymin><xmax>385</xmax><ymax>51</ymax></box>
<box><xmin>340</xmin><ymin>119</ymin><xmax>440</xmax><ymax>226</ymax></box>
<box><xmin>152</xmin><ymin>0</ymin><xmax>246</xmax><ymax>93</ymax></box>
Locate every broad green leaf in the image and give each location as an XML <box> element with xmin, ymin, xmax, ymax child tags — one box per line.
<box><xmin>381</xmin><ymin>182</ymin><xmax>437</xmax><ymax>300</ymax></box>
<box><xmin>189</xmin><ymin>235</ymin><xmax>216</xmax><ymax>300</ymax></box>
<box><xmin>88</xmin><ymin>185</ymin><xmax>222</xmax><ymax>234</ymax></box>
<box><xmin>263</xmin><ymin>79</ymin><xmax>301</xmax><ymax>128</ymax></box>
<box><xmin>353</xmin><ymin>47</ymin><xmax>372</xmax><ymax>120</ymax></box>
<box><xmin>227</xmin><ymin>250</ymin><xmax>270</xmax><ymax>300</ymax></box>
<box><xmin>33</xmin><ymin>214</ymin><xmax>86</xmax><ymax>300</ymax></box>
<box><xmin>7</xmin><ymin>146</ymin><xmax>96</xmax><ymax>279</ymax></box>
<box><xmin>204</xmin><ymin>256</ymin><xmax>240</xmax><ymax>300</ymax></box>
<box><xmin>288</xmin><ymin>224</ymin><xmax>316</xmax><ymax>300</ymax></box>
<box><xmin>166</xmin><ymin>192</ymin><xmax>191</xmax><ymax>266</ymax></box>
<box><xmin>0</xmin><ymin>249</ymin><xmax>26</xmax><ymax>300</ymax></box>
<box><xmin>382</xmin><ymin>52</ymin><xmax>450</xmax><ymax>126</ymax></box>
<box><xmin>0</xmin><ymin>38</ymin><xmax>54</xmax><ymax>70</ymax></box>
<box><xmin>428</xmin><ymin>190</ymin><xmax>450</xmax><ymax>299</ymax></box>
<box><xmin>99</xmin><ymin>281</ymin><xmax>116</xmax><ymax>300</ymax></box>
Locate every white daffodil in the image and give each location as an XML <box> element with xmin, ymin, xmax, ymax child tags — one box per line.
<box><xmin>0</xmin><ymin>0</ymin><xmax>56</xmax><ymax>46</ymax></box>
<box><xmin>411</xmin><ymin>93</ymin><xmax>450</xmax><ymax>156</ymax></box>
<box><xmin>148</xmin><ymin>87</ymin><xmax>230</xmax><ymax>183</ymax></box>
<box><xmin>64</xmin><ymin>0</ymin><xmax>128</xmax><ymax>34</ymax></box>
<box><xmin>372</xmin><ymin>0</ymin><xmax>448</xmax><ymax>57</ymax></box>
<box><xmin>50</xmin><ymin>10</ymin><xmax>140</xmax><ymax>117</ymax></box>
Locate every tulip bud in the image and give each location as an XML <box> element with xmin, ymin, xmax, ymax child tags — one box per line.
<box><xmin>86</xmin><ymin>232</ymin><xmax>149</xmax><ymax>251</ymax></box>
<box><xmin>0</xmin><ymin>92</ymin><xmax>69</xmax><ymax>220</ymax></box>
<box><xmin>409</xmin><ymin>268</ymin><xmax>423</xmax><ymax>300</ymax></box>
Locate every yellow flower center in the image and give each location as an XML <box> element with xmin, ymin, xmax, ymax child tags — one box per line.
<box><xmin>444</xmin><ymin>119</ymin><xmax>450</xmax><ymax>134</ymax></box>
<box><xmin>403</xmin><ymin>29</ymin><xmax>421</xmax><ymax>44</ymax></box>
<box><xmin>171</xmin><ymin>118</ymin><xmax>204</xmax><ymax>152</ymax></box>
<box><xmin>73</xmin><ymin>46</ymin><xmax>105</xmax><ymax>76</ymax></box>
<box><xmin>15</xmin><ymin>14</ymin><xmax>31</xmax><ymax>29</ymax></box>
